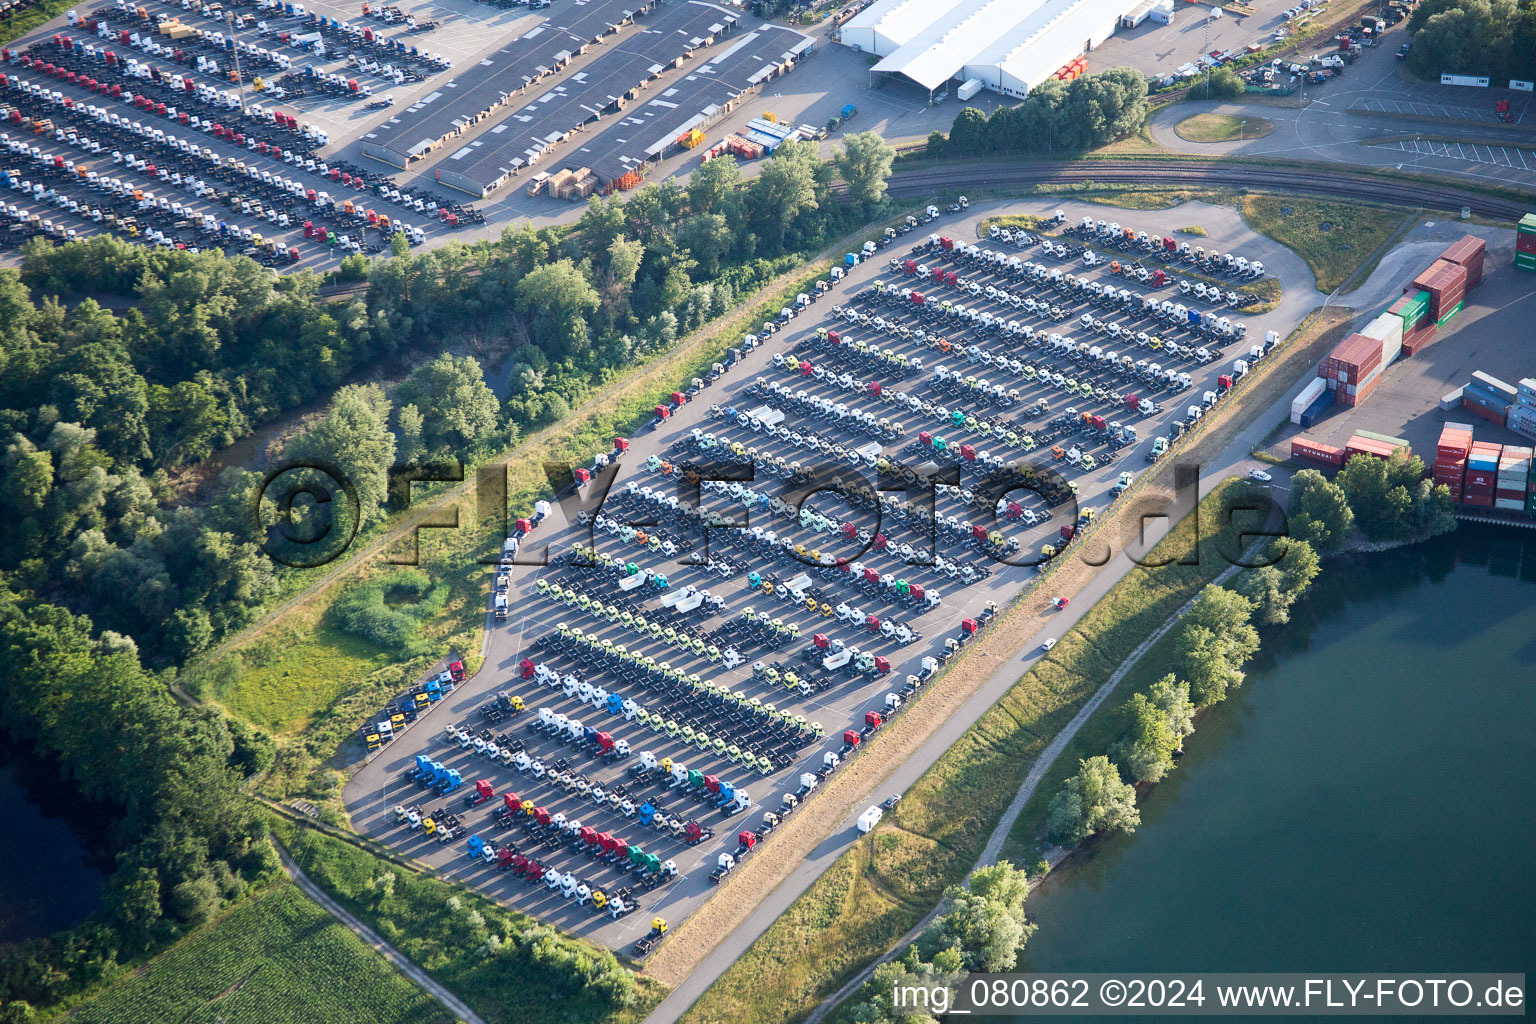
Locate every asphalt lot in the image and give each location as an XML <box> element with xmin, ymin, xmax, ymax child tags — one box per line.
<box><xmin>1148</xmin><ymin>24</ymin><xmax>1536</xmax><ymax>190</ymax></box>
<box><xmin>341</xmin><ymin>196</ymin><xmax>1322</xmax><ymax>951</ymax></box>
<box><xmin>1262</xmin><ymin>218</ymin><xmax>1533</xmax><ymax>462</ymax></box>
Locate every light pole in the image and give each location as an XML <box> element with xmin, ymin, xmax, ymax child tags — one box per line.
<box><xmin>227</xmin><ymin>10</ymin><xmax>247</xmax><ymax>116</ymax></box>
<box><xmin>1239</xmin><ymin>118</ymin><xmax>1245</xmax><ymax>142</ymax></box>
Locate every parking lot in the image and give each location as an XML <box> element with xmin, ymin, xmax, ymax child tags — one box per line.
<box><xmin>1</xmin><ymin>0</ymin><xmax>816</xmax><ymax>263</ymax></box>
<box><xmin>1263</xmin><ymin>218</ymin><xmax>1534</xmax><ymax>462</ymax></box>
<box><xmin>342</xmin><ymin>196</ymin><xmax>1321</xmax><ymax>952</ymax></box>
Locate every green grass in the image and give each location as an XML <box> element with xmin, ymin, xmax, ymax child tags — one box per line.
<box><xmin>1239</xmin><ymin>194</ymin><xmax>1417</xmax><ymax>294</ymax></box>
<box><xmin>195</xmin><ymin>257</ymin><xmax>843</xmax><ymax>808</ymax></box>
<box><xmin>66</xmin><ymin>884</ymin><xmax>454</xmax><ymax>1024</ymax></box>
<box><xmin>274</xmin><ymin>820</ymin><xmax>664</xmax><ymax>1024</ymax></box>
<box><xmin>1177</xmin><ymin>224</ymin><xmax>1209</xmax><ymax>237</ymax></box>
<box><xmin>680</xmin><ymin>483</ymin><xmax>1248</xmax><ymax>1024</ymax></box>
<box><xmin>975</xmin><ymin>213</ymin><xmax>1050</xmax><ymax>238</ymax></box>
<box><xmin>1</xmin><ymin>0</ymin><xmax>74</xmax><ymax>44</ymax></box>
<box><xmin>1174</xmin><ymin>113</ymin><xmax>1275</xmax><ymax>144</ymax></box>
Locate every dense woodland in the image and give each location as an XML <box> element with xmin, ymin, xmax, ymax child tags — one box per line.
<box><xmin>0</xmin><ymin>135</ymin><xmax>894</xmax><ymax>1016</ymax></box>
<box><xmin>927</xmin><ymin>68</ymin><xmax>1150</xmax><ymax>158</ymax></box>
<box><xmin>1405</xmin><ymin>0</ymin><xmax>1536</xmax><ymax>84</ymax></box>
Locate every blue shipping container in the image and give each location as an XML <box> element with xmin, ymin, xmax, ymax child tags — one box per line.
<box><xmin>1298</xmin><ymin>391</ymin><xmax>1335</xmax><ymax>427</ymax></box>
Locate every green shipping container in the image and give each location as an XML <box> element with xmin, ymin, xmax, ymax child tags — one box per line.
<box><xmin>1516</xmin><ymin>251</ymin><xmax>1536</xmax><ymax>273</ymax></box>
<box><xmin>1437</xmin><ymin>300</ymin><xmax>1464</xmax><ymax>327</ymax></box>
<box><xmin>1400</xmin><ymin>289</ymin><xmax>1430</xmax><ymax>329</ymax></box>
<box><xmin>1520</xmin><ymin>213</ymin><xmax>1536</xmax><ymax>234</ymax></box>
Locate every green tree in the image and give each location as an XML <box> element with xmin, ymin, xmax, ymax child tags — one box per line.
<box><xmin>1289</xmin><ymin>468</ymin><xmax>1354</xmax><ymax>550</ymax></box>
<box><xmin>836</xmin><ymin>131</ymin><xmax>896</xmax><ymax>207</ymax></box>
<box><xmin>1204</xmin><ymin>65</ymin><xmax>1245</xmax><ymax>99</ymax></box>
<box><xmin>514</xmin><ymin>260</ymin><xmax>601</xmax><ymax>358</ymax></box>
<box><xmin>1174</xmin><ymin>586</ymin><xmax>1259</xmax><ymax>706</ymax></box>
<box><xmin>1237</xmin><ymin>538</ymin><xmax>1321</xmax><ymax>625</ymax></box>
<box><xmin>396</xmin><ymin>354</ymin><xmax>500</xmax><ymax>454</ymax></box>
<box><xmin>1146</xmin><ymin>674</ymin><xmax>1195</xmax><ymax>751</ymax></box>
<box><xmin>396</xmin><ymin>402</ymin><xmax>426</xmax><ymax>468</ymax></box>
<box><xmin>284</xmin><ymin>384</ymin><xmax>397</xmax><ymax>526</ymax></box>
<box><xmin>1111</xmin><ymin>691</ymin><xmax>1178</xmax><ymax>783</ymax></box>
<box><xmin>1045</xmin><ymin>756</ymin><xmax>1140</xmax><ymax>846</ymax></box>
<box><xmin>685</xmin><ymin>153</ymin><xmax>743</xmax><ymax>217</ymax></box>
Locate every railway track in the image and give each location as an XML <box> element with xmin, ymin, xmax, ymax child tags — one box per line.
<box><xmin>874</xmin><ymin>159</ymin><xmax>1535</xmax><ymax>221</ymax></box>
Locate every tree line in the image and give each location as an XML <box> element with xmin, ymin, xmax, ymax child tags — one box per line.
<box><xmin>839</xmin><ymin>861</ymin><xmax>1035</xmax><ymax>1024</ymax></box>
<box><xmin>925</xmin><ymin>68</ymin><xmax>1150</xmax><ymax>159</ymax></box>
<box><xmin>1042</xmin><ymin>455</ymin><xmax>1455</xmax><ymax>848</ymax></box>
<box><xmin>0</xmin><ymin>134</ymin><xmax>896</xmax><ymax>666</ymax></box>
<box><xmin>1405</xmin><ymin>0</ymin><xmax>1536</xmax><ymax>85</ymax></box>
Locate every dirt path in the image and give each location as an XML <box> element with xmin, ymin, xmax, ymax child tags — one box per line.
<box><xmin>276</xmin><ymin>841</ymin><xmax>484</xmax><ymax>1024</ymax></box>
<box><xmin>800</xmin><ymin>553</ymin><xmax>1253</xmax><ymax>1024</ymax></box>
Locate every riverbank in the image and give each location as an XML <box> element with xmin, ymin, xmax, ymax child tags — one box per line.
<box><xmin>1020</xmin><ymin>524</ymin><xmax>1536</xmax><ymax>973</ymax></box>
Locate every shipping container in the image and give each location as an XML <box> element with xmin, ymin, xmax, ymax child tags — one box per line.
<box><xmin>1356</xmin><ymin>429</ymin><xmax>1410</xmax><ymax>448</ymax></box>
<box><xmin>1516</xmin><ymin>378</ymin><xmax>1536</xmax><ymax>407</ymax></box>
<box><xmin>1291</xmin><ymin>438</ymin><xmax>1344</xmax><ymax>467</ymax></box>
<box><xmin>1297</xmin><ymin>391</ymin><xmax>1334</xmax><ymax>427</ymax></box>
<box><xmin>1438</xmin><ymin>234</ymin><xmax>1487</xmax><ymax>289</ymax></box>
<box><xmin>1325</xmin><ymin>333</ymin><xmax>1384</xmax><ymax>375</ymax></box>
<box><xmin>1291</xmin><ymin>377</ymin><xmax>1327</xmax><ymax>416</ymax></box>
<box><xmin>1410</xmin><ymin>260</ymin><xmax>1468</xmax><ymax>321</ymax></box>
<box><xmin>1464</xmin><ymin>468</ymin><xmax>1497</xmax><ymax>489</ymax></box>
<box><xmin>1510</xmin><ymin>406</ymin><xmax>1536</xmax><ymax>441</ymax></box>
<box><xmin>1436</xmin><ymin>300</ymin><xmax>1464</xmax><ymax>328</ymax></box>
<box><xmin>1464</xmin><ymin>492</ymin><xmax>1494</xmax><ymax>508</ymax></box>
<box><xmin>1470</xmin><ymin>370</ymin><xmax>1517</xmax><ymax>400</ymax></box>
<box><xmin>1359</xmin><ymin>312</ymin><xmax>1404</xmax><ymax>365</ymax></box>
<box><xmin>1495</xmin><ymin>497</ymin><xmax>1526</xmax><ymax>511</ymax></box>
<box><xmin>1401</xmin><ymin>319</ymin><xmax>1436</xmax><ymax>356</ymax></box>
<box><xmin>1514</xmin><ymin>250</ymin><xmax>1536</xmax><ymax>273</ymax></box>
<box><xmin>1390</xmin><ymin>290</ymin><xmax>1430</xmax><ymax>331</ymax></box>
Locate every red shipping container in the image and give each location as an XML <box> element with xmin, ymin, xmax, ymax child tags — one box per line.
<box><xmin>1463</xmin><ymin>492</ymin><xmax>1494</xmax><ymax>508</ymax></box>
<box><xmin>1465</xmin><ymin>468</ymin><xmax>1497</xmax><ymax>488</ymax></box>
<box><xmin>1517</xmin><ymin>233</ymin><xmax>1536</xmax><ymax>255</ymax></box>
<box><xmin>1496</xmin><ymin>488</ymin><xmax>1525</xmax><ymax>501</ymax></box>
<box><xmin>1439</xmin><ymin>234</ymin><xmax>1485</xmax><ymax>289</ymax></box>
<box><xmin>1462</xmin><ymin>400</ymin><xmax>1507</xmax><ymax>426</ymax></box>
<box><xmin>1412</xmin><ymin>259</ymin><xmax>1468</xmax><ymax>321</ymax></box>
<box><xmin>1291</xmin><ymin>439</ymin><xmax>1343</xmax><ymax>467</ymax></box>
<box><xmin>1401</xmin><ymin>320</ymin><xmax>1436</xmax><ymax>356</ymax></box>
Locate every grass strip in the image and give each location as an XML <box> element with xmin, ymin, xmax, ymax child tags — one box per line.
<box><xmin>65</xmin><ymin>883</ymin><xmax>455</xmax><ymax>1024</ymax></box>
<box><xmin>674</xmin><ymin>484</ymin><xmax>1250</xmax><ymax>1024</ymax></box>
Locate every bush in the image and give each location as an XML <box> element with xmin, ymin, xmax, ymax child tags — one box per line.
<box><xmin>1203</xmin><ymin>66</ymin><xmax>1245</xmax><ymax>99</ymax></box>
<box><xmin>327</xmin><ymin>570</ymin><xmax>447</xmax><ymax>654</ymax></box>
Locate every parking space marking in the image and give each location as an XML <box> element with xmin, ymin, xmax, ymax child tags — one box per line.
<box><xmin>1374</xmin><ymin>138</ymin><xmax>1536</xmax><ymax>175</ymax></box>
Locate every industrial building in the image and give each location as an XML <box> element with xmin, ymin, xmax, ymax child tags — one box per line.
<box><xmin>427</xmin><ymin>0</ymin><xmax>740</xmax><ymax>196</ymax></box>
<box><xmin>839</xmin><ymin>0</ymin><xmax>1152</xmax><ymax>100</ymax></box>
<box><xmin>358</xmin><ymin>0</ymin><xmax>653</xmax><ymax>168</ymax></box>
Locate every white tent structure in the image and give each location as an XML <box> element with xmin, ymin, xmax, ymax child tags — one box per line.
<box><xmin>840</xmin><ymin>0</ymin><xmax>1144</xmax><ymax>99</ymax></box>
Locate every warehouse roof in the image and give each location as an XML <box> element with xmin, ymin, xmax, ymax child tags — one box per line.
<box><xmin>850</xmin><ymin>0</ymin><xmax>1140</xmax><ymax>92</ymax></box>
<box><xmin>579</xmin><ymin>26</ymin><xmax>811</xmax><ymax>182</ymax></box>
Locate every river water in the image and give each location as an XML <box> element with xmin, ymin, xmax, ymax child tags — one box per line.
<box><xmin>1021</xmin><ymin>526</ymin><xmax>1536</xmax><ymax>975</ymax></box>
<box><xmin>0</xmin><ymin>750</ymin><xmax>107</xmax><ymax>945</ymax></box>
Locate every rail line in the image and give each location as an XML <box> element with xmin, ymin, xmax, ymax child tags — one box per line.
<box><xmin>873</xmin><ymin>159</ymin><xmax>1534</xmax><ymax>221</ymax></box>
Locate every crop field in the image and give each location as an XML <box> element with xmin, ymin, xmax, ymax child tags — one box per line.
<box><xmin>69</xmin><ymin>884</ymin><xmax>452</xmax><ymax>1024</ymax></box>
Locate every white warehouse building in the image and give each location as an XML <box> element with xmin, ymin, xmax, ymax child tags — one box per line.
<box><xmin>840</xmin><ymin>0</ymin><xmax>1155</xmax><ymax>100</ymax></box>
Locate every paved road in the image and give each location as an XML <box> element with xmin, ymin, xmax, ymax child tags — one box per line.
<box><xmin>342</xmin><ymin>193</ymin><xmax>1316</xmax><ymax>953</ymax></box>
<box><xmin>637</xmin><ymin>292</ymin><xmax>1331</xmax><ymax>1024</ymax></box>
<box><xmin>276</xmin><ymin>842</ymin><xmax>489</xmax><ymax>1024</ymax></box>
<box><xmin>1148</xmin><ymin>33</ymin><xmax>1536</xmax><ymax>191</ymax></box>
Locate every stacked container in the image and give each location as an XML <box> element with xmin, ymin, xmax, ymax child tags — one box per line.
<box><xmin>1388</xmin><ymin>290</ymin><xmax>1437</xmax><ymax>356</ymax></box>
<box><xmin>1462</xmin><ymin>370</ymin><xmax>1516</xmax><ymax>426</ymax></box>
<box><xmin>1410</xmin><ymin>260</ymin><xmax>1468</xmax><ymax>326</ymax></box>
<box><xmin>1291</xmin><ymin>438</ymin><xmax>1344</xmax><ymax>468</ymax></box>
<box><xmin>1321</xmin><ymin>333</ymin><xmax>1385</xmax><ymax>407</ymax></box>
<box><xmin>1529</xmin><ymin>456</ymin><xmax>1536</xmax><ymax>515</ymax></box>
<box><xmin>1290</xmin><ymin>377</ymin><xmax>1328</xmax><ymax>426</ymax></box>
<box><xmin>1434</xmin><ymin>423</ymin><xmax>1471</xmax><ymax>501</ymax></box>
<box><xmin>1509</xmin><ymin>378</ymin><xmax>1536</xmax><ymax>440</ymax></box>
<box><xmin>1345</xmin><ymin>434</ymin><xmax>1408</xmax><ymax>461</ymax></box>
<box><xmin>1438</xmin><ymin>234</ymin><xmax>1486</xmax><ymax>289</ymax></box>
<box><xmin>1516</xmin><ymin>213</ymin><xmax>1536</xmax><ymax>274</ymax></box>
<box><xmin>1496</xmin><ymin>446</ymin><xmax>1532</xmax><ymax>511</ymax></box>
<box><xmin>1463</xmin><ymin>441</ymin><xmax>1502</xmax><ymax>507</ymax></box>
<box><xmin>1359</xmin><ymin>311</ymin><xmax>1404</xmax><ymax>366</ymax></box>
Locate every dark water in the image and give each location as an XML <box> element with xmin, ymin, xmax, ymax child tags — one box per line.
<box><xmin>1022</xmin><ymin>526</ymin><xmax>1536</xmax><ymax>975</ymax></box>
<box><xmin>0</xmin><ymin>749</ymin><xmax>108</xmax><ymax>944</ymax></box>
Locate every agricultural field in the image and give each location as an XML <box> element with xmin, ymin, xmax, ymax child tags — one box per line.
<box><xmin>68</xmin><ymin>884</ymin><xmax>454</xmax><ymax>1024</ymax></box>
